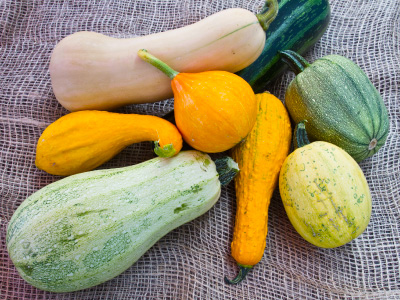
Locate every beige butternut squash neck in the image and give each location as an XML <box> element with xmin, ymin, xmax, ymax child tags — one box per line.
<box><xmin>49</xmin><ymin>2</ymin><xmax>280</xmax><ymax>111</ymax></box>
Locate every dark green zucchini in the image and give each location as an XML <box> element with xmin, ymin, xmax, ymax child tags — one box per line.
<box><xmin>237</xmin><ymin>0</ymin><xmax>330</xmax><ymax>92</ymax></box>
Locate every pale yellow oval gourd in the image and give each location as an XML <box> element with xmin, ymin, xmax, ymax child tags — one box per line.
<box><xmin>279</xmin><ymin>130</ymin><xmax>372</xmax><ymax>248</ymax></box>
<box><xmin>49</xmin><ymin>1</ymin><xmax>278</xmax><ymax>111</ymax></box>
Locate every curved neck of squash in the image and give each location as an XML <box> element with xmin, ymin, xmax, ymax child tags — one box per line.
<box><xmin>215</xmin><ymin>157</ymin><xmax>239</xmax><ymax>186</ymax></box>
<box><xmin>279</xmin><ymin>50</ymin><xmax>310</xmax><ymax>75</ymax></box>
<box><xmin>294</xmin><ymin>121</ymin><xmax>311</xmax><ymax>149</ymax></box>
<box><xmin>256</xmin><ymin>0</ymin><xmax>279</xmax><ymax>31</ymax></box>
<box><xmin>137</xmin><ymin>49</ymin><xmax>179</xmax><ymax>79</ymax></box>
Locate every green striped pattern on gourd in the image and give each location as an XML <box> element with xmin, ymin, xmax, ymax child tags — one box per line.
<box><xmin>6</xmin><ymin>151</ymin><xmax>221</xmax><ymax>293</ymax></box>
<box><xmin>283</xmin><ymin>52</ymin><xmax>389</xmax><ymax>162</ymax></box>
<box><xmin>237</xmin><ymin>0</ymin><xmax>330</xmax><ymax>92</ymax></box>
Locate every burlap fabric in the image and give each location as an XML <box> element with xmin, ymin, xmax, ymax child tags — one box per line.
<box><xmin>1</xmin><ymin>0</ymin><xmax>399</xmax><ymax>299</ymax></box>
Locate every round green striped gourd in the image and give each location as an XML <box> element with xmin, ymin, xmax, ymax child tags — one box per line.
<box><xmin>6</xmin><ymin>151</ymin><xmax>238</xmax><ymax>292</ymax></box>
<box><xmin>279</xmin><ymin>122</ymin><xmax>372</xmax><ymax>248</ymax></box>
<box><xmin>280</xmin><ymin>50</ymin><xmax>389</xmax><ymax>162</ymax></box>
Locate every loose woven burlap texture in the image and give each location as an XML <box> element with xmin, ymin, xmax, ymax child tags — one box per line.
<box><xmin>1</xmin><ymin>0</ymin><xmax>399</xmax><ymax>299</ymax></box>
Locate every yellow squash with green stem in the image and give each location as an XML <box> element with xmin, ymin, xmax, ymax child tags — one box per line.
<box><xmin>35</xmin><ymin>111</ymin><xmax>182</xmax><ymax>176</ymax></box>
<box><xmin>138</xmin><ymin>50</ymin><xmax>257</xmax><ymax>153</ymax></box>
<box><xmin>225</xmin><ymin>92</ymin><xmax>292</xmax><ymax>284</ymax></box>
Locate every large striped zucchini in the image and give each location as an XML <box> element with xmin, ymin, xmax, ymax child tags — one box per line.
<box><xmin>6</xmin><ymin>151</ymin><xmax>238</xmax><ymax>292</ymax></box>
<box><xmin>237</xmin><ymin>0</ymin><xmax>330</xmax><ymax>92</ymax></box>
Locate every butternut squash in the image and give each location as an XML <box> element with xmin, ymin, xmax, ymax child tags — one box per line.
<box><xmin>49</xmin><ymin>0</ymin><xmax>278</xmax><ymax>111</ymax></box>
<box><xmin>225</xmin><ymin>92</ymin><xmax>292</xmax><ymax>284</ymax></box>
<box><xmin>35</xmin><ymin>110</ymin><xmax>182</xmax><ymax>176</ymax></box>
<box><xmin>138</xmin><ymin>49</ymin><xmax>257</xmax><ymax>153</ymax></box>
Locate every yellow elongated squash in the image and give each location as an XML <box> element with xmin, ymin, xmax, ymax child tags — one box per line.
<box><xmin>226</xmin><ymin>92</ymin><xmax>292</xmax><ymax>284</ymax></box>
<box><xmin>35</xmin><ymin>110</ymin><xmax>182</xmax><ymax>176</ymax></box>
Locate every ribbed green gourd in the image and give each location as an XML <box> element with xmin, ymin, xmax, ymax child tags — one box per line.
<box><xmin>6</xmin><ymin>151</ymin><xmax>238</xmax><ymax>293</ymax></box>
<box><xmin>280</xmin><ymin>50</ymin><xmax>389</xmax><ymax>162</ymax></box>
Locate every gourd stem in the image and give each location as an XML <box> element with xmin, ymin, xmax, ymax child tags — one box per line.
<box><xmin>215</xmin><ymin>157</ymin><xmax>239</xmax><ymax>186</ymax></box>
<box><xmin>137</xmin><ymin>49</ymin><xmax>179</xmax><ymax>79</ymax></box>
<box><xmin>294</xmin><ymin>121</ymin><xmax>311</xmax><ymax>149</ymax></box>
<box><xmin>279</xmin><ymin>50</ymin><xmax>311</xmax><ymax>75</ymax></box>
<box><xmin>256</xmin><ymin>0</ymin><xmax>279</xmax><ymax>31</ymax></box>
<box><xmin>153</xmin><ymin>141</ymin><xmax>177</xmax><ymax>158</ymax></box>
<box><xmin>224</xmin><ymin>264</ymin><xmax>252</xmax><ymax>285</ymax></box>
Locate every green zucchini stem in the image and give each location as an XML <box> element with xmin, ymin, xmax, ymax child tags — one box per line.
<box><xmin>215</xmin><ymin>157</ymin><xmax>239</xmax><ymax>186</ymax></box>
<box><xmin>279</xmin><ymin>50</ymin><xmax>311</xmax><ymax>74</ymax></box>
<box><xmin>256</xmin><ymin>0</ymin><xmax>279</xmax><ymax>31</ymax></box>
<box><xmin>294</xmin><ymin>120</ymin><xmax>311</xmax><ymax>149</ymax></box>
<box><xmin>224</xmin><ymin>264</ymin><xmax>252</xmax><ymax>285</ymax></box>
<box><xmin>137</xmin><ymin>49</ymin><xmax>179</xmax><ymax>79</ymax></box>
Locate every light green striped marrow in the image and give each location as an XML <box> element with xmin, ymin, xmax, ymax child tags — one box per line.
<box><xmin>6</xmin><ymin>151</ymin><xmax>238</xmax><ymax>292</ymax></box>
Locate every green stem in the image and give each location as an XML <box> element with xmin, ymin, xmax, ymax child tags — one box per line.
<box><xmin>224</xmin><ymin>264</ymin><xmax>252</xmax><ymax>284</ymax></box>
<box><xmin>256</xmin><ymin>0</ymin><xmax>279</xmax><ymax>31</ymax></box>
<box><xmin>215</xmin><ymin>157</ymin><xmax>239</xmax><ymax>186</ymax></box>
<box><xmin>279</xmin><ymin>50</ymin><xmax>311</xmax><ymax>75</ymax></box>
<box><xmin>153</xmin><ymin>141</ymin><xmax>177</xmax><ymax>158</ymax></box>
<box><xmin>293</xmin><ymin>120</ymin><xmax>311</xmax><ymax>149</ymax></box>
<box><xmin>137</xmin><ymin>49</ymin><xmax>179</xmax><ymax>79</ymax></box>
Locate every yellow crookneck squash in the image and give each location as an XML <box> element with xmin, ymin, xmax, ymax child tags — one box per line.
<box><xmin>35</xmin><ymin>111</ymin><xmax>182</xmax><ymax>176</ymax></box>
<box><xmin>225</xmin><ymin>92</ymin><xmax>292</xmax><ymax>284</ymax></box>
<box><xmin>137</xmin><ymin>49</ymin><xmax>257</xmax><ymax>153</ymax></box>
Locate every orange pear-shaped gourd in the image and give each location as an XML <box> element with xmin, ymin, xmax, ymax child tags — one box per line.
<box><xmin>138</xmin><ymin>49</ymin><xmax>257</xmax><ymax>153</ymax></box>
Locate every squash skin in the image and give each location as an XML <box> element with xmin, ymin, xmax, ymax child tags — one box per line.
<box><xmin>230</xmin><ymin>93</ymin><xmax>292</xmax><ymax>267</ymax></box>
<box><xmin>172</xmin><ymin>71</ymin><xmax>257</xmax><ymax>153</ymax></box>
<box><xmin>279</xmin><ymin>141</ymin><xmax>372</xmax><ymax>248</ymax></box>
<box><xmin>35</xmin><ymin>110</ymin><xmax>183</xmax><ymax>176</ymax></box>
<box><xmin>50</xmin><ymin>8</ymin><xmax>267</xmax><ymax>111</ymax></box>
<box><xmin>7</xmin><ymin>151</ymin><xmax>224</xmax><ymax>292</ymax></box>
<box><xmin>136</xmin><ymin>49</ymin><xmax>258</xmax><ymax>153</ymax></box>
<box><xmin>282</xmin><ymin>52</ymin><xmax>389</xmax><ymax>162</ymax></box>
<box><xmin>237</xmin><ymin>0</ymin><xmax>330</xmax><ymax>92</ymax></box>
